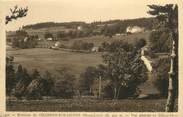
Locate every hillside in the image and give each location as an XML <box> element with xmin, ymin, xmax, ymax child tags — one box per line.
<box><xmin>7</xmin><ymin>32</ymin><xmax>151</xmax><ymax>77</ymax></box>
<box><xmin>7</xmin><ymin>17</ymin><xmax>155</xmax><ymax>38</ymax></box>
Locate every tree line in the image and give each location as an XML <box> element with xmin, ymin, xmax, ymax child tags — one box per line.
<box><xmin>6</xmin><ymin>58</ymin><xmax>76</xmax><ymax>99</ymax></box>
<box><xmin>11</xmin><ymin>30</ymin><xmax>38</xmax><ymax>49</ymax></box>
<box><xmin>19</xmin><ymin>17</ymin><xmax>156</xmax><ymax>40</ymax></box>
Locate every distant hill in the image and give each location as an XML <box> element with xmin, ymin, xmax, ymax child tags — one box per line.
<box><xmin>7</xmin><ymin>17</ymin><xmax>157</xmax><ymax>40</ymax></box>
<box><xmin>22</xmin><ymin>21</ymin><xmax>86</xmax><ymax>30</ymax></box>
<box><xmin>22</xmin><ymin>17</ymin><xmax>155</xmax><ymax>30</ymax></box>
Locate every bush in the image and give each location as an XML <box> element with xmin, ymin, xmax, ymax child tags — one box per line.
<box><xmin>79</xmin><ymin>66</ymin><xmax>97</xmax><ymax>95</ymax></box>
<box><xmin>134</xmin><ymin>38</ymin><xmax>146</xmax><ymax>49</ymax></box>
<box><xmin>71</xmin><ymin>40</ymin><xmax>94</xmax><ymax>51</ymax></box>
<box><xmin>12</xmin><ymin>30</ymin><xmax>38</xmax><ymax>49</ymax></box>
<box><xmin>53</xmin><ymin>69</ymin><xmax>76</xmax><ymax>98</ymax></box>
<box><xmin>44</xmin><ymin>32</ymin><xmax>53</xmax><ymax>39</ymax></box>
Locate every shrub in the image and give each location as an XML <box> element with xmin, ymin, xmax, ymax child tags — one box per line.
<box><xmin>53</xmin><ymin>69</ymin><xmax>76</xmax><ymax>98</ymax></box>
<box><xmin>12</xmin><ymin>30</ymin><xmax>38</xmax><ymax>49</ymax></box>
<box><xmin>71</xmin><ymin>40</ymin><xmax>94</xmax><ymax>51</ymax></box>
<box><xmin>79</xmin><ymin>66</ymin><xmax>97</xmax><ymax>95</ymax></box>
<box><xmin>134</xmin><ymin>38</ymin><xmax>146</xmax><ymax>49</ymax></box>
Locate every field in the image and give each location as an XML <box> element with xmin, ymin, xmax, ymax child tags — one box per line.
<box><xmin>7</xmin><ymin>32</ymin><xmax>151</xmax><ymax>77</ymax></box>
<box><xmin>6</xmin><ymin>98</ymin><xmax>178</xmax><ymax>112</ymax></box>
<box><xmin>7</xmin><ymin>48</ymin><xmax>103</xmax><ymax>77</ymax></box>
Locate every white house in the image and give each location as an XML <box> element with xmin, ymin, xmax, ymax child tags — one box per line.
<box><xmin>126</xmin><ymin>26</ymin><xmax>145</xmax><ymax>34</ymax></box>
<box><xmin>77</xmin><ymin>26</ymin><xmax>83</xmax><ymax>31</ymax></box>
<box><xmin>47</xmin><ymin>37</ymin><xmax>53</xmax><ymax>41</ymax></box>
<box><xmin>23</xmin><ymin>37</ymin><xmax>28</xmax><ymax>42</ymax></box>
<box><xmin>91</xmin><ymin>47</ymin><xmax>99</xmax><ymax>52</ymax></box>
<box><xmin>54</xmin><ymin>41</ymin><xmax>62</xmax><ymax>47</ymax></box>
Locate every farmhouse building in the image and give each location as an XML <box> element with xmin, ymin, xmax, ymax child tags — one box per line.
<box><xmin>47</xmin><ymin>37</ymin><xmax>53</xmax><ymax>41</ymax></box>
<box><xmin>77</xmin><ymin>26</ymin><xmax>83</xmax><ymax>31</ymax></box>
<box><xmin>126</xmin><ymin>26</ymin><xmax>145</xmax><ymax>34</ymax></box>
<box><xmin>91</xmin><ymin>46</ymin><xmax>99</xmax><ymax>52</ymax></box>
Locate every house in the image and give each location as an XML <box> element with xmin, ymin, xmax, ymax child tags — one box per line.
<box><xmin>115</xmin><ymin>33</ymin><xmax>127</xmax><ymax>36</ymax></box>
<box><xmin>77</xmin><ymin>26</ymin><xmax>83</xmax><ymax>31</ymax></box>
<box><xmin>47</xmin><ymin>37</ymin><xmax>53</xmax><ymax>41</ymax></box>
<box><xmin>115</xmin><ymin>33</ymin><xmax>121</xmax><ymax>36</ymax></box>
<box><xmin>38</xmin><ymin>38</ymin><xmax>42</xmax><ymax>41</ymax></box>
<box><xmin>126</xmin><ymin>26</ymin><xmax>145</xmax><ymax>34</ymax></box>
<box><xmin>54</xmin><ymin>41</ymin><xmax>62</xmax><ymax>47</ymax></box>
<box><xmin>23</xmin><ymin>37</ymin><xmax>28</xmax><ymax>42</ymax></box>
<box><xmin>49</xmin><ymin>41</ymin><xmax>62</xmax><ymax>50</ymax></box>
<box><xmin>91</xmin><ymin>46</ymin><xmax>99</xmax><ymax>52</ymax></box>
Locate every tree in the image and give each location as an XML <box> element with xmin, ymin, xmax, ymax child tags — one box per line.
<box><xmin>25</xmin><ymin>69</ymin><xmax>44</xmax><ymax>99</ymax></box>
<box><xmin>148</xmin><ymin>4</ymin><xmax>178</xmax><ymax>112</ymax></box>
<box><xmin>95</xmin><ymin>64</ymin><xmax>107</xmax><ymax>99</ymax></box>
<box><xmin>44</xmin><ymin>32</ymin><xmax>53</xmax><ymax>39</ymax></box>
<box><xmin>134</xmin><ymin>38</ymin><xmax>147</xmax><ymax>50</ymax></box>
<box><xmin>15</xmin><ymin>64</ymin><xmax>24</xmax><ymax>83</ymax></box>
<box><xmin>42</xmin><ymin>71</ymin><xmax>55</xmax><ymax>96</ymax></box>
<box><xmin>56</xmin><ymin>31</ymin><xmax>67</xmax><ymax>39</ymax></box>
<box><xmin>80</xmin><ymin>66</ymin><xmax>97</xmax><ymax>95</ymax></box>
<box><xmin>153</xmin><ymin>58</ymin><xmax>178</xmax><ymax>97</ymax></box>
<box><xmin>6</xmin><ymin>57</ymin><xmax>16</xmax><ymax>95</ymax></box>
<box><xmin>13</xmin><ymin>68</ymin><xmax>32</xmax><ymax>99</ymax></box>
<box><xmin>53</xmin><ymin>68</ymin><xmax>76</xmax><ymax>98</ymax></box>
<box><xmin>6</xmin><ymin>5</ymin><xmax>28</xmax><ymax>96</ymax></box>
<box><xmin>6</xmin><ymin>5</ymin><xmax>28</xmax><ymax>24</ymax></box>
<box><xmin>102</xmin><ymin>25</ymin><xmax>114</xmax><ymax>38</ymax></box>
<box><xmin>102</xmin><ymin>41</ymin><xmax>147</xmax><ymax>99</ymax></box>
<box><xmin>149</xmin><ymin>30</ymin><xmax>171</xmax><ymax>53</ymax></box>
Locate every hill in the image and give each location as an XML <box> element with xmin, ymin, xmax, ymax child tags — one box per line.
<box><xmin>7</xmin><ymin>32</ymin><xmax>151</xmax><ymax>78</ymax></box>
<box><xmin>9</xmin><ymin>17</ymin><xmax>154</xmax><ymax>38</ymax></box>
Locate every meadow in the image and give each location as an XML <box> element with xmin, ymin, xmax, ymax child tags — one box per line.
<box><xmin>7</xmin><ymin>32</ymin><xmax>151</xmax><ymax>77</ymax></box>
<box><xmin>6</xmin><ymin>98</ymin><xmax>178</xmax><ymax>112</ymax></box>
<box><xmin>7</xmin><ymin>48</ymin><xmax>103</xmax><ymax>77</ymax></box>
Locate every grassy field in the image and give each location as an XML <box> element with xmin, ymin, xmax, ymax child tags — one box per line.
<box><xmin>7</xmin><ymin>48</ymin><xmax>103</xmax><ymax>77</ymax></box>
<box><xmin>6</xmin><ymin>98</ymin><xmax>178</xmax><ymax>112</ymax></box>
<box><xmin>7</xmin><ymin>32</ymin><xmax>151</xmax><ymax>77</ymax></box>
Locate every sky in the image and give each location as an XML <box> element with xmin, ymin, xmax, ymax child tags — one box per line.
<box><xmin>2</xmin><ymin>0</ymin><xmax>178</xmax><ymax>31</ymax></box>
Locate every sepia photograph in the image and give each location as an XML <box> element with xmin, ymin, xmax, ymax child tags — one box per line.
<box><xmin>3</xmin><ymin>0</ymin><xmax>179</xmax><ymax>112</ymax></box>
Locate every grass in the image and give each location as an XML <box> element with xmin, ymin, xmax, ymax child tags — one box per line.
<box><xmin>7</xmin><ymin>48</ymin><xmax>103</xmax><ymax>77</ymax></box>
<box><xmin>7</xmin><ymin>32</ymin><xmax>151</xmax><ymax>77</ymax></box>
<box><xmin>6</xmin><ymin>98</ymin><xmax>178</xmax><ymax>112</ymax></box>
